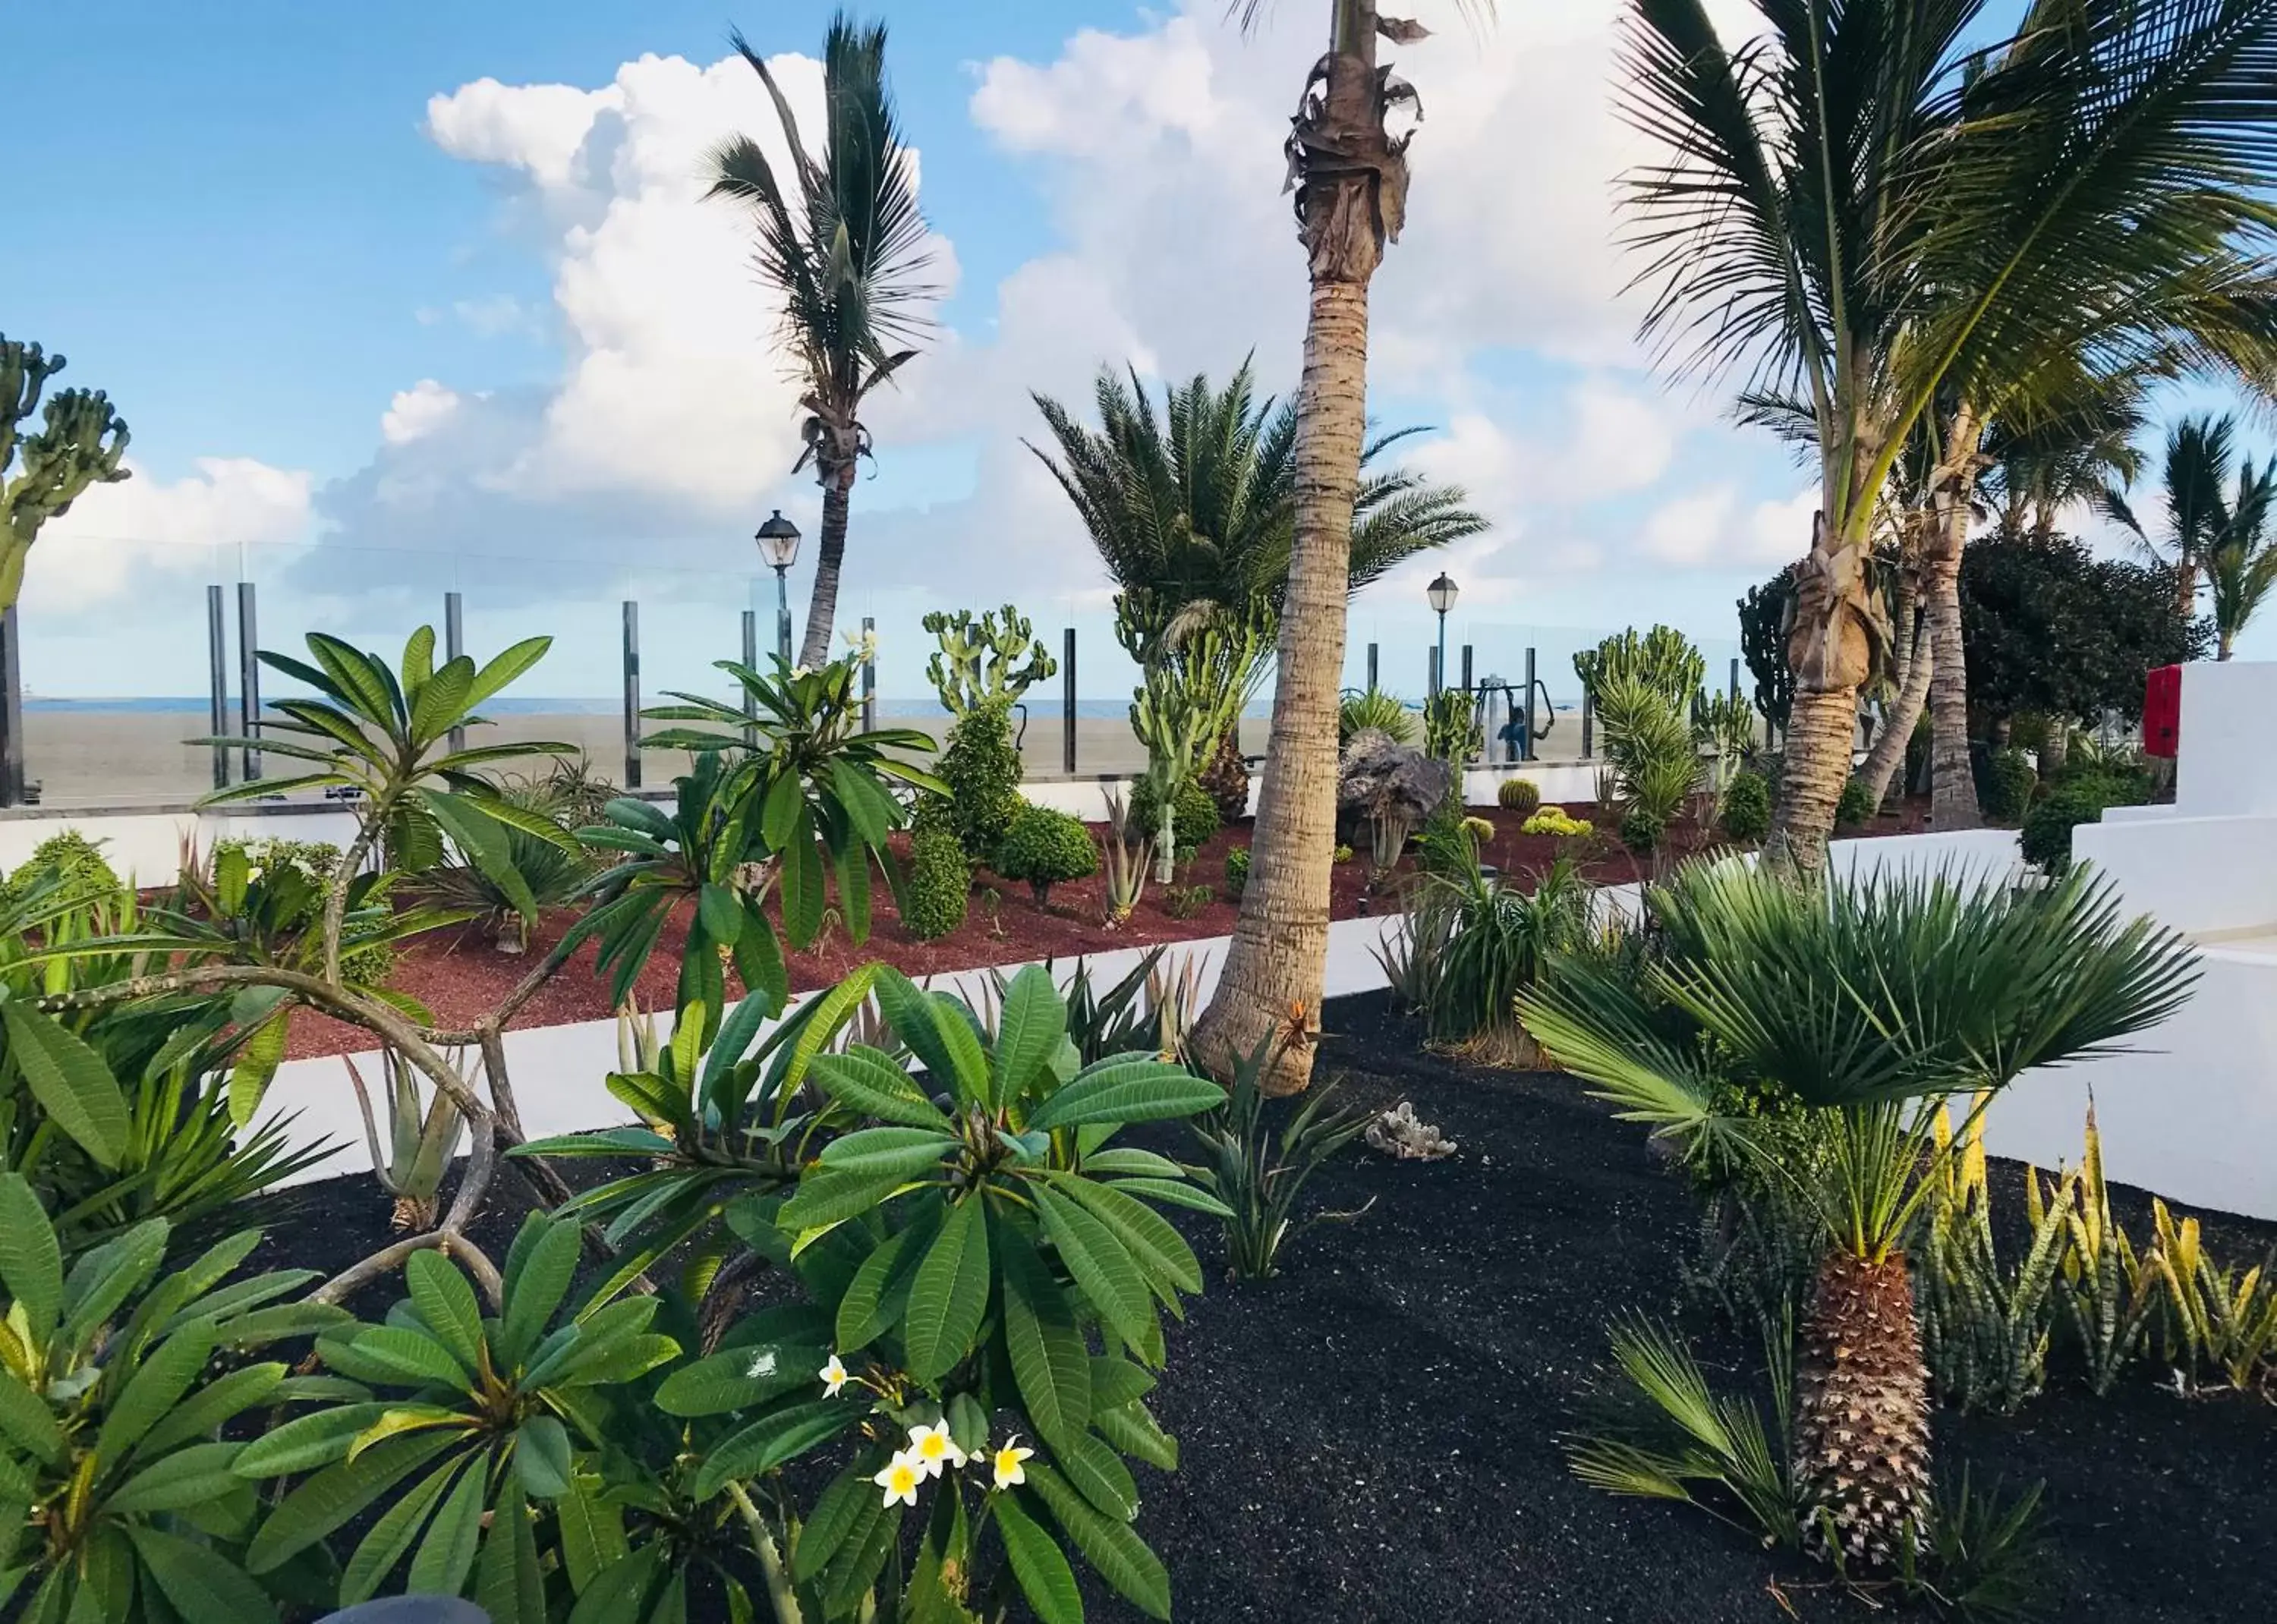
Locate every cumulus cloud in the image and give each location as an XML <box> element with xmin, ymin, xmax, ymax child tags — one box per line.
<box><xmin>26</xmin><ymin>458</ymin><xmax>313</xmax><ymax>614</ymax></box>
<box><xmin>380</xmin><ymin>380</ymin><xmax>462</xmax><ymax>446</ymax></box>
<box><xmin>1640</xmin><ymin>484</ymin><xmax>1816</xmax><ymax>568</ymax></box>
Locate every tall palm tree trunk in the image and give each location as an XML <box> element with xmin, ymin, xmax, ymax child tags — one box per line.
<box><xmin>1796</xmin><ymin>1249</ymin><xmax>1933</xmax><ymax>1568</ymax></box>
<box><xmin>1193</xmin><ymin>0</ymin><xmax>1395</xmax><ymax>1094</ymax></box>
<box><xmin>1924</xmin><ymin>408</ymin><xmax>1983</xmax><ymax>829</ymax></box>
<box><xmin>1857</xmin><ymin>620</ymin><xmax>1929</xmax><ymax>807</ymax></box>
<box><xmin>801</xmin><ymin>477</ymin><xmax>852</xmax><ymax>670</ymax></box>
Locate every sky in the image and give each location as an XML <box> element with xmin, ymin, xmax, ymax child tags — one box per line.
<box><xmin>6</xmin><ymin>0</ymin><xmax>2269</xmax><ymax>707</ymax></box>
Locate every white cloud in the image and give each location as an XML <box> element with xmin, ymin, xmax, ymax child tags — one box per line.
<box><xmin>1408</xmin><ymin>379</ymin><xmax>1679</xmax><ymax>515</ymax></box>
<box><xmin>420</xmin><ymin>49</ymin><xmax>957</xmax><ymax>511</ymax></box>
<box><xmin>26</xmin><ymin>458</ymin><xmax>313</xmax><ymax>613</ymax></box>
<box><xmin>1640</xmin><ymin>484</ymin><xmax>1814</xmax><ymax>568</ymax></box>
<box><xmin>380</xmin><ymin>380</ymin><xmax>461</xmax><ymax>445</ymax></box>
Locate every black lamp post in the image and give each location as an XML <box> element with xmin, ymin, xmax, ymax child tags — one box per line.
<box><xmin>1426</xmin><ymin>571</ymin><xmax>1460</xmax><ymax>695</ymax></box>
<box><xmin>755</xmin><ymin>510</ymin><xmax>802</xmax><ymax>664</ymax></box>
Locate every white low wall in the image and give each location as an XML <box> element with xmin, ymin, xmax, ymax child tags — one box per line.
<box><xmin>1983</xmin><ymin>942</ymin><xmax>2277</xmax><ymax>1220</ymax></box>
<box><xmin>0</xmin><ymin>804</ymin><xmax>364</xmax><ymax>884</ymax></box>
<box><xmin>2074</xmin><ymin>812</ymin><xmax>2277</xmax><ymax>938</ymax></box>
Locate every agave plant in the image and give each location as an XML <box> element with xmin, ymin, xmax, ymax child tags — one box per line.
<box><xmin>344</xmin><ymin>1047</ymin><xmax>468</xmax><ymax>1232</ymax></box>
<box><xmin>1522</xmin><ymin>859</ymin><xmax>2196</xmax><ymax>1567</ymax></box>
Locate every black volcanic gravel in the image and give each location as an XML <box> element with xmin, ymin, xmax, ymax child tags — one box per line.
<box><xmin>246</xmin><ymin>990</ymin><xmax>2277</xmax><ymax>1624</ymax></box>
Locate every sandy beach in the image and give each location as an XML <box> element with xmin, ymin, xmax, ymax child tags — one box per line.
<box><xmin>10</xmin><ymin>707</ymin><xmax>1591</xmax><ymax>809</ymax></box>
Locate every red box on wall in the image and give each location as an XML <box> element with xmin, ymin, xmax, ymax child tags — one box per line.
<box><xmin>2143</xmin><ymin>664</ymin><xmax>2181</xmax><ymax>759</ymax></box>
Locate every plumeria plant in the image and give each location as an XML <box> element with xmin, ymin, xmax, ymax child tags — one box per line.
<box><xmin>528</xmin><ymin>959</ymin><xmax>1224</xmax><ymax>1622</ymax></box>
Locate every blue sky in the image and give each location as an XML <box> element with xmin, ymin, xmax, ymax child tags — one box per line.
<box><xmin>6</xmin><ymin>0</ymin><xmax>2266</xmax><ymax>704</ymax></box>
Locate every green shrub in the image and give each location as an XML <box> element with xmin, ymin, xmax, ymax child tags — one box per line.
<box><xmin>1835</xmin><ymin>776</ymin><xmax>1876</xmax><ymax>827</ymax></box>
<box><xmin>210</xmin><ymin>836</ymin><xmax>398</xmax><ymax>987</ymax></box>
<box><xmin>1620</xmin><ymin>803</ymin><xmax>1665</xmax><ymax>854</ymax></box>
<box><xmin>902</xmin><ymin>823</ymin><xmax>971</xmax><ymax>939</ymax></box>
<box><xmin>2020</xmin><ymin>781</ymin><xmax>2112</xmax><ymax>873</ymax></box>
<box><xmin>1129</xmin><ymin>773</ymin><xmax>1220</xmax><ymax>864</ymax></box>
<box><xmin>1498</xmin><ymin>776</ymin><xmax>1542</xmax><ymax>815</ymax></box>
<box><xmin>1225</xmin><ymin>843</ymin><xmax>1251</xmax><ymax>899</ymax></box>
<box><xmin>937</xmin><ymin>699</ymin><xmax>1024</xmax><ymax>859</ymax></box>
<box><xmin>2</xmin><ymin>828</ymin><xmax>121</xmax><ymax>906</ymax></box>
<box><xmin>1979</xmin><ymin>747</ymin><xmax>2036</xmax><ymax>825</ymax></box>
<box><xmin>993</xmin><ymin>803</ymin><xmax>1098</xmax><ymax>905</ymax></box>
<box><xmin>1333</xmin><ymin>842</ymin><xmax>1355</xmax><ymax>864</ymax></box>
<box><xmin>1720</xmin><ymin>770</ymin><xmax>1772</xmax><ymax>843</ymax></box>
<box><xmin>1164</xmin><ymin>883</ymin><xmax>1214</xmax><ymax>920</ymax></box>
<box><xmin>1415</xmin><ymin>854</ymin><xmax>1593</xmax><ymax>1064</ymax></box>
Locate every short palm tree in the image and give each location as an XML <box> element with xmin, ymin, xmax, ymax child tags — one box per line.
<box><xmin>1521</xmin><ymin>859</ymin><xmax>2195</xmax><ymax>1567</ymax></box>
<box><xmin>2103</xmin><ymin>414</ymin><xmax>2277</xmax><ymax>644</ymax></box>
<box><xmin>1028</xmin><ymin>358</ymin><xmax>1484</xmax><ymax>622</ymax></box>
<box><xmin>2200</xmin><ymin>456</ymin><xmax>2277</xmax><ymax>658</ymax></box>
<box><xmin>707</xmin><ymin>17</ymin><xmax>937</xmax><ymax>669</ymax></box>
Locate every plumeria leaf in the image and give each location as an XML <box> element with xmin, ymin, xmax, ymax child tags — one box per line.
<box><xmin>807</xmin><ymin>1046</ymin><xmax>950</xmax><ymax>1130</ymax></box>
<box><xmin>1026</xmin><ymin>1056</ymin><xmax>1224</xmax><ymax>1132</ymax></box>
<box><xmin>654</xmin><ymin>1344</ymin><xmax>825</xmax><ymax>1418</ymax></box>
<box><xmin>1025</xmin><ymin>1463</ymin><xmax>1170</xmax><ymax>1619</ymax></box>
<box><xmin>1001</xmin><ymin>1234</ymin><xmax>1091</xmax><ymax>1452</ymax></box>
<box><xmin>994</xmin><ymin>1490</ymin><xmax>1084</xmax><ymax>1624</ymax></box>
<box><xmin>694</xmin><ymin>1402</ymin><xmax>858</xmax><ymax>1500</ymax></box>
<box><xmin>903</xmin><ymin>1197</ymin><xmax>991</xmax><ymax>1383</ymax></box>
<box><xmin>790</xmin><ymin>1460</ymin><xmax>875</xmax><ymax>1585</ymax></box>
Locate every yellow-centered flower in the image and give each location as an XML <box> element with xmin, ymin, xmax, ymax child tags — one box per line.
<box><xmin>905</xmin><ymin>1420</ymin><xmax>968</xmax><ymax>1478</ymax></box>
<box><xmin>873</xmin><ymin>1452</ymin><xmax>922</xmax><ymax>1508</ymax></box>
<box><xmin>991</xmin><ymin>1436</ymin><xmax>1035</xmax><ymax>1490</ymax></box>
<box><xmin>818</xmin><ymin>1354</ymin><xmax>849</xmax><ymax>1396</ymax></box>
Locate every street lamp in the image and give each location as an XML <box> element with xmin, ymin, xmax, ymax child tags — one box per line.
<box><xmin>755</xmin><ymin>510</ymin><xmax>802</xmax><ymax>664</ymax></box>
<box><xmin>1426</xmin><ymin>571</ymin><xmax>1459</xmax><ymax>695</ymax></box>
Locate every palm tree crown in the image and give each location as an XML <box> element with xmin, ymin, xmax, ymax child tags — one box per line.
<box><xmin>707</xmin><ymin>17</ymin><xmax>938</xmax><ymax>666</ymax></box>
<box><xmin>2109</xmin><ymin>412</ymin><xmax>2277</xmax><ymax>656</ymax></box>
<box><xmin>1027</xmin><ymin>357</ymin><xmax>1485</xmax><ymax>620</ymax></box>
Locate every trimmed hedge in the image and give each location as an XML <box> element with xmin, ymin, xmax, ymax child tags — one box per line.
<box><xmin>1719</xmin><ymin>770</ymin><xmax>1772</xmax><ymax>843</ymax></box>
<box><xmin>938</xmin><ymin>701</ymin><xmax>1024</xmax><ymax>860</ymax></box>
<box><xmin>1129</xmin><ymin>775</ymin><xmax>1220</xmax><ymax>864</ymax></box>
<box><xmin>902</xmin><ymin>824</ymin><xmax>971</xmax><ymax>940</ymax></box>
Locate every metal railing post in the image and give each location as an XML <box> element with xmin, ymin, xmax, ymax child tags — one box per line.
<box><xmin>0</xmin><ymin>605</ymin><xmax>23</xmax><ymax>807</ymax></box>
<box><xmin>1460</xmin><ymin>644</ymin><xmax>1473</xmax><ymax>694</ymax></box>
<box><xmin>1729</xmin><ymin>656</ymin><xmax>1740</xmax><ymax>701</ymax></box>
<box><xmin>1063</xmin><ymin>628</ymin><xmax>1078</xmax><ymax>776</ymax></box>
<box><xmin>1522</xmin><ymin>646</ymin><xmax>1538</xmax><ymax>762</ymax></box>
<box><xmin>237</xmin><ymin>583</ymin><xmax>261</xmax><ymax>782</ymax></box>
<box><xmin>741</xmin><ymin>609</ymin><xmax>758</xmax><ymax>746</ymax></box>
<box><xmin>1365</xmin><ymin>641</ymin><xmax>1378</xmax><ymax>691</ymax></box>
<box><xmin>861</xmin><ymin>615</ymin><xmax>876</xmax><ymax>733</ymax></box>
<box><xmin>1582</xmin><ymin>691</ymin><xmax>1595</xmax><ymax>760</ymax></box>
<box><xmin>621</xmin><ymin>600</ymin><xmax>641</xmax><ymax>790</ymax></box>
<box><xmin>206</xmin><ymin>586</ymin><xmax>231</xmax><ymax>789</ymax></box>
<box><xmin>444</xmin><ymin>592</ymin><xmax>466</xmax><ymax>756</ymax></box>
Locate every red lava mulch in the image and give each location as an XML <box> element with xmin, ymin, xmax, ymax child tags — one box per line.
<box><xmin>278</xmin><ymin>798</ymin><xmax>1865</xmax><ymax>1062</ymax></box>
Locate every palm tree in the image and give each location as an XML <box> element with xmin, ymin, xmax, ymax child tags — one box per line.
<box><xmin>1521</xmin><ymin>859</ymin><xmax>2195</xmax><ymax>1569</ymax></box>
<box><xmin>1189</xmin><ymin>0</ymin><xmax>1483</xmax><ymax>1093</ymax></box>
<box><xmin>707</xmin><ymin>17</ymin><xmax>937</xmax><ymax>669</ymax></box>
<box><xmin>2121</xmin><ymin>420</ymin><xmax>2277</xmax><ymax>657</ymax></box>
<box><xmin>1028</xmin><ymin>360</ymin><xmax>1485</xmax><ymax>618</ymax></box>
<box><xmin>1620</xmin><ymin>0</ymin><xmax>2277</xmax><ymax>870</ymax></box>
<box><xmin>2103</xmin><ymin>414</ymin><xmax>2275</xmax><ymax>629</ymax></box>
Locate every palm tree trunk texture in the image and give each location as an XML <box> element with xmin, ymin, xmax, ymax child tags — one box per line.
<box><xmin>1857</xmin><ymin>620</ymin><xmax>1929</xmax><ymax>809</ymax></box>
<box><xmin>1192</xmin><ymin>2</ymin><xmax>1389</xmax><ymax>1095</ymax></box>
<box><xmin>1796</xmin><ymin>1251</ymin><xmax>1932</xmax><ymax>1569</ymax></box>
<box><xmin>1925</xmin><ymin>536</ymin><xmax>1981</xmax><ymax>830</ymax></box>
<box><xmin>1770</xmin><ymin>681</ymin><xmax>1860</xmax><ymax>867</ymax></box>
<box><xmin>1192</xmin><ymin>276</ymin><xmax>1368</xmax><ymax>1095</ymax></box>
<box><xmin>800</xmin><ymin>478</ymin><xmax>852</xmax><ymax>670</ymax></box>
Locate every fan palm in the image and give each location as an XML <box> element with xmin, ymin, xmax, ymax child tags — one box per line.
<box><xmin>1193</xmin><ymin>0</ymin><xmax>1489</xmax><ymax>1094</ymax></box>
<box><xmin>1029</xmin><ymin>358</ymin><xmax>1483</xmax><ymax>618</ymax></box>
<box><xmin>1620</xmin><ymin>0</ymin><xmax>2277</xmax><ymax>870</ymax></box>
<box><xmin>706</xmin><ymin>17</ymin><xmax>937</xmax><ymax>669</ymax></box>
<box><xmin>1521</xmin><ymin>858</ymin><xmax>2196</xmax><ymax>1568</ymax></box>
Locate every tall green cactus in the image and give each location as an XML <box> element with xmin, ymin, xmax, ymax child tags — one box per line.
<box><xmin>921</xmin><ymin>603</ymin><xmax>1056</xmax><ymax>716</ymax></box>
<box><xmin>1</xmin><ymin>336</ymin><xmax>131</xmax><ymax>612</ymax></box>
<box><xmin>1573</xmin><ymin>624</ymin><xmax>1703</xmax><ymax>711</ymax></box>
<box><xmin>1128</xmin><ymin>609</ymin><xmax>1264</xmax><ymax>883</ymax></box>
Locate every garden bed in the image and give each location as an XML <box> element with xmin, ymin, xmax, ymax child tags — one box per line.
<box><xmin>250</xmin><ymin>989</ymin><xmax>2277</xmax><ymax>1622</ymax></box>
<box><xmin>282</xmin><ymin>801</ymin><xmax>1730</xmax><ymax>1059</ymax></box>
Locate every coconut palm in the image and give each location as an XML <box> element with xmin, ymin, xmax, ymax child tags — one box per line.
<box><xmin>1620</xmin><ymin>0</ymin><xmax>2277</xmax><ymax>870</ymax></box>
<box><xmin>1520</xmin><ymin>859</ymin><xmax>2196</xmax><ymax>1569</ymax></box>
<box><xmin>2103</xmin><ymin>414</ymin><xmax>2277</xmax><ymax>634</ymax></box>
<box><xmin>707</xmin><ymin>17</ymin><xmax>937</xmax><ymax>669</ymax></box>
<box><xmin>1030</xmin><ymin>359</ymin><xmax>1484</xmax><ymax>619</ymax></box>
<box><xmin>1191</xmin><ymin>0</ymin><xmax>1487</xmax><ymax>1093</ymax></box>
<box><xmin>2167</xmin><ymin>438</ymin><xmax>2277</xmax><ymax>657</ymax></box>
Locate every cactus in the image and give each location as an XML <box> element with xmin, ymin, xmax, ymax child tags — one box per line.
<box><xmin>1120</xmin><ymin>594</ymin><xmax>1267</xmax><ymax>883</ymax></box>
<box><xmin>922</xmin><ymin>603</ymin><xmax>1056</xmax><ymax>715</ymax></box>
<box><xmin>2056</xmin><ymin>1103</ymin><xmax>2159</xmax><ymax>1396</ymax></box>
<box><xmin>1573</xmin><ymin>624</ymin><xmax>1704</xmax><ymax>710</ymax></box>
<box><xmin>1</xmin><ymin>336</ymin><xmax>131</xmax><ymax>613</ymax></box>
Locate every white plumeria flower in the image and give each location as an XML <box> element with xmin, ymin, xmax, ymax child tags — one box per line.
<box><xmin>990</xmin><ymin>1436</ymin><xmax>1035</xmax><ymax>1491</ymax></box>
<box><xmin>818</xmin><ymin>1353</ymin><xmax>848</xmax><ymax>1397</ymax></box>
<box><xmin>873</xmin><ymin>1452</ymin><xmax>923</xmax><ymax>1509</ymax></box>
<box><xmin>842</xmin><ymin>628</ymin><xmax>879</xmax><ymax>664</ymax></box>
<box><xmin>904</xmin><ymin>1420</ymin><xmax>968</xmax><ymax>1479</ymax></box>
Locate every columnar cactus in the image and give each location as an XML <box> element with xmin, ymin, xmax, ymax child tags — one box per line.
<box><xmin>921</xmin><ymin>603</ymin><xmax>1057</xmax><ymax>715</ymax></box>
<box><xmin>1129</xmin><ymin>613</ymin><xmax>1263</xmax><ymax>882</ymax></box>
<box><xmin>2</xmin><ymin>336</ymin><xmax>131</xmax><ymax>612</ymax></box>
